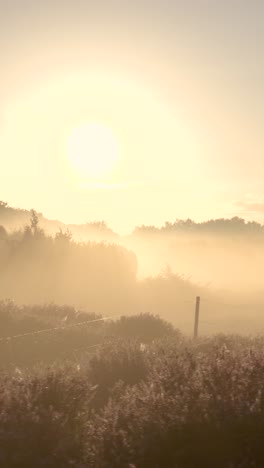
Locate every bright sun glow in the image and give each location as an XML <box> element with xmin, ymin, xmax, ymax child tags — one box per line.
<box><xmin>67</xmin><ymin>122</ymin><xmax>120</xmax><ymax>179</ymax></box>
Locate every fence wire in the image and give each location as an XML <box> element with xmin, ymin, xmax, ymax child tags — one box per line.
<box><xmin>0</xmin><ymin>315</ymin><xmax>119</xmax><ymax>343</ymax></box>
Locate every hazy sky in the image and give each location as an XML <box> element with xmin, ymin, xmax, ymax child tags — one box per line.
<box><xmin>0</xmin><ymin>0</ymin><xmax>263</xmax><ymax>233</ymax></box>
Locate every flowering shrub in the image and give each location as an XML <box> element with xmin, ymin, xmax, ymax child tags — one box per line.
<box><xmin>0</xmin><ymin>328</ymin><xmax>264</xmax><ymax>466</ymax></box>
<box><xmin>86</xmin><ymin>336</ymin><xmax>264</xmax><ymax>467</ymax></box>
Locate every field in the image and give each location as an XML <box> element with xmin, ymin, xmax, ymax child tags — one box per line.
<box><xmin>1</xmin><ymin>215</ymin><xmax>264</xmax><ymax>466</ymax></box>
<box><xmin>1</xmin><ymin>0</ymin><xmax>263</xmax><ymax>465</ymax></box>
<box><xmin>0</xmin><ymin>303</ymin><xmax>264</xmax><ymax>467</ymax></box>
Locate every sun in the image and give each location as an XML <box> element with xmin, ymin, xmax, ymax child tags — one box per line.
<box><xmin>67</xmin><ymin>122</ymin><xmax>120</xmax><ymax>179</ymax></box>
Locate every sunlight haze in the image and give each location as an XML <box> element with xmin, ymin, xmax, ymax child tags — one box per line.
<box><xmin>2</xmin><ymin>4</ymin><xmax>264</xmax><ymax>465</ymax></box>
<box><xmin>0</xmin><ymin>0</ymin><xmax>263</xmax><ymax>232</ymax></box>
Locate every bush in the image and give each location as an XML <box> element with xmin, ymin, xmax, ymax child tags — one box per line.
<box><xmin>107</xmin><ymin>313</ymin><xmax>180</xmax><ymax>343</ymax></box>
<box><xmin>1</xmin><ymin>322</ymin><xmax>264</xmax><ymax>466</ymax></box>
<box><xmin>88</xmin><ymin>340</ymin><xmax>150</xmax><ymax>409</ymax></box>
<box><xmin>85</xmin><ymin>336</ymin><xmax>264</xmax><ymax>467</ymax></box>
<box><xmin>0</xmin><ymin>365</ymin><xmax>93</xmax><ymax>467</ymax></box>
<box><xmin>0</xmin><ymin>302</ymin><xmax>105</xmax><ymax>368</ymax></box>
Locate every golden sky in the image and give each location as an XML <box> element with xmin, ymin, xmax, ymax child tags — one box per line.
<box><xmin>0</xmin><ymin>0</ymin><xmax>263</xmax><ymax>232</ymax></box>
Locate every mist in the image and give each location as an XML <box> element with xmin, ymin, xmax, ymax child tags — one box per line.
<box><xmin>1</xmin><ymin>0</ymin><xmax>264</xmax><ymax>464</ymax></box>
<box><xmin>127</xmin><ymin>225</ymin><xmax>264</xmax><ymax>291</ymax></box>
<box><xmin>1</xmin><ymin>203</ymin><xmax>264</xmax><ymax>336</ymax></box>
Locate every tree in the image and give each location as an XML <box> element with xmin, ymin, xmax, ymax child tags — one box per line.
<box><xmin>55</xmin><ymin>228</ymin><xmax>72</xmax><ymax>242</ymax></box>
<box><xmin>30</xmin><ymin>210</ymin><xmax>39</xmax><ymax>232</ymax></box>
<box><xmin>28</xmin><ymin>209</ymin><xmax>44</xmax><ymax>238</ymax></box>
<box><xmin>0</xmin><ymin>201</ymin><xmax>8</xmax><ymax>209</ymax></box>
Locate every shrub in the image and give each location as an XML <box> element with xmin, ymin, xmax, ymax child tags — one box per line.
<box><xmin>0</xmin><ymin>365</ymin><xmax>93</xmax><ymax>467</ymax></box>
<box><xmin>85</xmin><ymin>337</ymin><xmax>264</xmax><ymax>467</ymax></box>
<box><xmin>1</xmin><ymin>320</ymin><xmax>264</xmax><ymax>466</ymax></box>
<box><xmin>107</xmin><ymin>313</ymin><xmax>180</xmax><ymax>343</ymax></box>
<box><xmin>88</xmin><ymin>340</ymin><xmax>150</xmax><ymax>409</ymax></box>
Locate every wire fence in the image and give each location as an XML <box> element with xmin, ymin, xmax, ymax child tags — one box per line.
<box><xmin>0</xmin><ymin>296</ymin><xmax>261</xmax><ymax>345</ymax></box>
<box><xmin>0</xmin><ymin>314</ymin><xmax>120</xmax><ymax>343</ymax></box>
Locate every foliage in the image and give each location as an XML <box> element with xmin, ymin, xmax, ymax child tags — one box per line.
<box><xmin>0</xmin><ymin>219</ymin><xmax>204</xmax><ymax>329</ymax></box>
<box><xmin>0</xmin><ymin>201</ymin><xmax>117</xmax><ymax>240</ymax></box>
<box><xmin>0</xmin><ymin>304</ymin><xmax>180</xmax><ymax>369</ymax></box>
<box><xmin>88</xmin><ymin>339</ymin><xmax>150</xmax><ymax>408</ymax></box>
<box><xmin>0</xmin><ymin>225</ymin><xmax>137</xmax><ymax>313</ymax></box>
<box><xmin>107</xmin><ymin>312</ymin><xmax>179</xmax><ymax>343</ymax></box>
<box><xmin>134</xmin><ymin>217</ymin><xmax>264</xmax><ymax>236</ymax></box>
<box><xmin>0</xmin><ymin>365</ymin><xmax>93</xmax><ymax>467</ymax></box>
<box><xmin>1</xmin><ymin>333</ymin><xmax>264</xmax><ymax>466</ymax></box>
<box><xmin>86</xmin><ymin>336</ymin><xmax>264</xmax><ymax>467</ymax></box>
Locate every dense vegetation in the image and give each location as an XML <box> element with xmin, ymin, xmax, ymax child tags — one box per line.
<box><xmin>0</xmin><ymin>211</ymin><xmax>206</xmax><ymax>332</ymax></box>
<box><xmin>3</xmin><ymin>201</ymin><xmax>264</xmax><ymax>238</ymax></box>
<box><xmin>0</xmin><ymin>201</ymin><xmax>117</xmax><ymax>241</ymax></box>
<box><xmin>2</xmin><ymin>202</ymin><xmax>264</xmax><ymax>336</ymax></box>
<box><xmin>133</xmin><ymin>216</ymin><xmax>264</xmax><ymax>236</ymax></box>
<box><xmin>2</xmin><ymin>203</ymin><xmax>264</xmax><ymax>465</ymax></box>
<box><xmin>1</xmin><ymin>211</ymin><xmax>264</xmax><ymax>335</ymax></box>
<box><xmin>0</xmin><ymin>302</ymin><xmax>177</xmax><ymax>368</ymax></box>
<box><xmin>0</xmin><ymin>312</ymin><xmax>264</xmax><ymax>467</ymax></box>
<box><xmin>0</xmin><ymin>211</ymin><xmax>137</xmax><ymax>312</ymax></box>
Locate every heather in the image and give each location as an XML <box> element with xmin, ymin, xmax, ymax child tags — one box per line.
<box><xmin>0</xmin><ymin>313</ymin><xmax>264</xmax><ymax>467</ymax></box>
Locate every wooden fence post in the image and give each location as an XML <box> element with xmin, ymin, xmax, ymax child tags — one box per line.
<box><xmin>193</xmin><ymin>296</ymin><xmax>200</xmax><ymax>339</ymax></box>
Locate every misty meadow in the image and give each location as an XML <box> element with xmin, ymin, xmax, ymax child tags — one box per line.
<box><xmin>0</xmin><ymin>204</ymin><xmax>264</xmax><ymax>466</ymax></box>
<box><xmin>1</xmin><ymin>0</ymin><xmax>264</xmax><ymax>466</ymax></box>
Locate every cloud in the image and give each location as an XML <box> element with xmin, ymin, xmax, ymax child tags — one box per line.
<box><xmin>234</xmin><ymin>200</ymin><xmax>264</xmax><ymax>213</ymax></box>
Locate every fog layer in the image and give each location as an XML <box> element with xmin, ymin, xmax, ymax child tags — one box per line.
<box><xmin>1</xmin><ymin>203</ymin><xmax>264</xmax><ymax>335</ymax></box>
